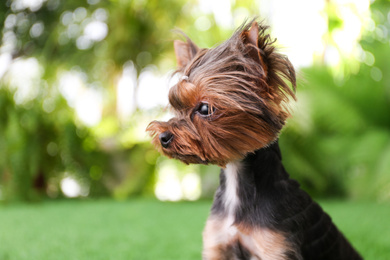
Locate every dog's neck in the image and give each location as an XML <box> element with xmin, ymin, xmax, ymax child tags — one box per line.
<box><xmin>211</xmin><ymin>140</ymin><xmax>291</xmax><ymax>225</ymax></box>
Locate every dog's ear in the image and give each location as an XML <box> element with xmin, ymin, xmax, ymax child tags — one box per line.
<box><xmin>241</xmin><ymin>21</ymin><xmax>268</xmax><ymax>76</ymax></box>
<box><xmin>174</xmin><ymin>39</ymin><xmax>199</xmax><ymax>69</ymax></box>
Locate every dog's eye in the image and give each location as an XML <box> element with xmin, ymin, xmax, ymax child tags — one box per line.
<box><xmin>197</xmin><ymin>103</ymin><xmax>215</xmax><ymax>116</ymax></box>
<box><xmin>199</xmin><ymin>103</ymin><xmax>209</xmax><ymax>115</ymax></box>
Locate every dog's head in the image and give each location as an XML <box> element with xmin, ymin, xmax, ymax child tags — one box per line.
<box><xmin>147</xmin><ymin>21</ymin><xmax>296</xmax><ymax>167</ymax></box>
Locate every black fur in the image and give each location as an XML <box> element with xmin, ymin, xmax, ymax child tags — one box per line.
<box><xmin>210</xmin><ymin>140</ymin><xmax>362</xmax><ymax>260</ymax></box>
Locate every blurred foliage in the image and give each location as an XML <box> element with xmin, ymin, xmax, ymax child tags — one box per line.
<box><xmin>0</xmin><ymin>85</ymin><xmax>109</xmax><ymax>201</ymax></box>
<box><xmin>0</xmin><ymin>0</ymin><xmax>187</xmax><ymax>201</ymax></box>
<box><xmin>1</xmin><ymin>0</ymin><xmax>190</xmax><ymax>76</ymax></box>
<box><xmin>0</xmin><ymin>0</ymin><xmax>390</xmax><ymax>202</ymax></box>
<box><xmin>281</xmin><ymin>0</ymin><xmax>390</xmax><ymax>200</ymax></box>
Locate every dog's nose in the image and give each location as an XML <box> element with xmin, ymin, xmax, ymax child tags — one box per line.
<box><xmin>159</xmin><ymin>131</ymin><xmax>173</xmax><ymax>148</ymax></box>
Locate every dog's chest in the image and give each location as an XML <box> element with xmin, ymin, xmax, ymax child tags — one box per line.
<box><xmin>203</xmin><ymin>162</ymin><xmax>291</xmax><ymax>260</ymax></box>
<box><xmin>203</xmin><ymin>216</ymin><xmax>290</xmax><ymax>260</ymax></box>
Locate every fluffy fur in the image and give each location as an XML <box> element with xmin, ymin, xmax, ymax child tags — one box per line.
<box><xmin>147</xmin><ymin>21</ymin><xmax>295</xmax><ymax>167</ymax></box>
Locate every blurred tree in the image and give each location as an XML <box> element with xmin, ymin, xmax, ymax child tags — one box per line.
<box><xmin>1</xmin><ymin>0</ymin><xmax>389</xmax><ymax>202</ymax></box>
<box><xmin>1</xmin><ymin>0</ymin><xmax>192</xmax><ymax>108</ymax></box>
<box><xmin>0</xmin><ymin>86</ymin><xmax>109</xmax><ymax>201</ymax></box>
<box><xmin>1</xmin><ymin>0</ymin><xmax>235</xmax><ymax>202</ymax></box>
<box><xmin>0</xmin><ymin>0</ymin><xmax>192</xmax><ymax>201</ymax></box>
<box><xmin>280</xmin><ymin>0</ymin><xmax>390</xmax><ymax>200</ymax></box>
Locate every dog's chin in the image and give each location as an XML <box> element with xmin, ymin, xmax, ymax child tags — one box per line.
<box><xmin>164</xmin><ymin>151</ymin><xmax>231</xmax><ymax>167</ymax></box>
<box><xmin>168</xmin><ymin>153</ymin><xmax>209</xmax><ymax>165</ymax></box>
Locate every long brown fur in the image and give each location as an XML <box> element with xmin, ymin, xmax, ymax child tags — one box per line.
<box><xmin>146</xmin><ymin>20</ymin><xmax>296</xmax><ymax>167</ymax></box>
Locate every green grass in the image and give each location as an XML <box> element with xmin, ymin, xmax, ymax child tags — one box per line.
<box><xmin>0</xmin><ymin>199</ymin><xmax>389</xmax><ymax>260</ymax></box>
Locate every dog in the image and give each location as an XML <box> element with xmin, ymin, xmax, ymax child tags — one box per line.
<box><xmin>147</xmin><ymin>20</ymin><xmax>362</xmax><ymax>260</ymax></box>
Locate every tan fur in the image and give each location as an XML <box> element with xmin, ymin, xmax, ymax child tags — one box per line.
<box><xmin>203</xmin><ymin>216</ymin><xmax>294</xmax><ymax>260</ymax></box>
<box><xmin>202</xmin><ymin>217</ymin><xmax>233</xmax><ymax>260</ymax></box>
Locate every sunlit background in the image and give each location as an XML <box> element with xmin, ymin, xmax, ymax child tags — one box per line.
<box><xmin>0</xmin><ymin>0</ymin><xmax>389</xmax><ymax>203</ymax></box>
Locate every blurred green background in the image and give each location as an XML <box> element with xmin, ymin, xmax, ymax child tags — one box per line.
<box><xmin>1</xmin><ymin>0</ymin><xmax>389</xmax><ymax>203</ymax></box>
<box><xmin>0</xmin><ymin>0</ymin><xmax>390</xmax><ymax>258</ymax></box>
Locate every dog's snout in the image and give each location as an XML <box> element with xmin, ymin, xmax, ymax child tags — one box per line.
<box><xmin>159</xmin><ymin>131</ymin><xmax>173</xmax><ymax>148</ymax></box>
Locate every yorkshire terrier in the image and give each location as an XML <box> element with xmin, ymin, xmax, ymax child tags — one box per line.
<box><xmin>147</xmin><ymin>20</ymin><xmax>362</xmax><ymax>260</ymax></box>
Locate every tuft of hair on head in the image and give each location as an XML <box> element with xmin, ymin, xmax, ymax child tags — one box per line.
<box><xmin>171</xmin><ymin>19</ymin><xmax>296</xmax><ymax>111</ymax></box>
<box><xmin>147</xmin><ymin>19</ymin><xmax>297</xmax><ymax>167</ymax></box>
